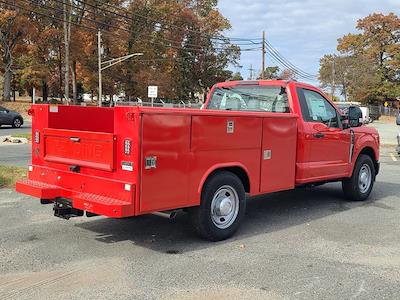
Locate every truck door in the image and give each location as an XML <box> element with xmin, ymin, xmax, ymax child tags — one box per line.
<box><xmin>296</xmin><ymin>88</ymin><xmax>351</xmax><ymax>181</ymax></box>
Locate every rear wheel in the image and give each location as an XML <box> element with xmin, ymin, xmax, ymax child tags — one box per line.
<box><xmin>12</xmin><ymin>118</ymin><xmax>22</xmax><ymax>128</ymax></box>
<box><xmin>189</xmin><ymin>171</ymin><xmax>246</xmax><ymax>241</ymax></box>
<box><xmin>342</xmin><ymin>154</ymin><xmax>375</xmax><ymax>201</ymax></box>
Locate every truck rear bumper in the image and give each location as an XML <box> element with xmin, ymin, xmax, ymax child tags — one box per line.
<box><xmin>16</xmin><ymin>179</ymin><xmax>135</xmax><ymax>218</ymax></box>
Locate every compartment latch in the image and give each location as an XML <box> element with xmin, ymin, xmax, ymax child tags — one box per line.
<box><xmin>145</xmin><ymin>156</ymin><xmax>157</xmax><ymax>169</ymax></box>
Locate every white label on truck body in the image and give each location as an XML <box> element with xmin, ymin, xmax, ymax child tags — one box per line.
<box><xmin>122</xmin><ymin>161</ymin><xmax>134</xmax><ymax>171</ymax></box>
<box><xmin>49</xmin><ymin>105</ymin><xmax>58</xmax><ymax>113</ymax></box>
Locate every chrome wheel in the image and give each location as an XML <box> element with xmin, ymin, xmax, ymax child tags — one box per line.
<box><xmin>13</xmin><ymin>118</ymin><xmax>21</xmax><ymax>128</ymax></box>
<box><xmin>210</xmin><ymin>185</ymin><xmax>239</xmax><ymax>229</ymax></box>
<box><xmin>358</xmin><ymin>164</ymin><xmax>372</xmax><ymax>194</ymax></box>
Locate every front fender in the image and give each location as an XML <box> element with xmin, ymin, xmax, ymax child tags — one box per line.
<box><xmin>351</xmin><ymin>130</ymin><xmax>380</xmax><ymax>175</ymax></box>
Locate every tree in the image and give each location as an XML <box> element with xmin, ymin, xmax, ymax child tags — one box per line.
<box><xmin>120</xmin><ymin>0</ymin><xmax>239</xmax><ymax>101</ymax></box>
<box><xmin>0</xmin><ymin>5</ymin><xmax>30</xmax><ymax>101</ymax></box>
<box><xmin>329</xmin><ymin>13</ymin><xmax>400</xmax><ymax>103</ymax></box>
<box><xmin>319</xmin><ymin>54</ymin><xmax>379</xmax><ymax>102</ymax></box>
<box><xmin>230</xmin><ymin>72</ymin><xmax>243</xmax><ymax>81</ymax></box>
<box><xmin>279</xmin><ymin>69</ymin><xmax>297</xmax><ymax>81</ymax></box>
<box><xmin>0</xmin><ymin>0</ymin><xmax>240</xmax><ymax>103</ymax></box>
<box><xmin>259</xmin><ymin>66</ymin><xmax>280</xmax><ymax>79</ymax></box>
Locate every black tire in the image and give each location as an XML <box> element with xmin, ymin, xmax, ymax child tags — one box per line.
<box><xmin>342</xmin><ymin>154</ymin><xmax>375</xmax><ymax>201</ymax></box>
<box><xmin>12</xmin><ymin>118</ymin><xmax>22</xmax><ymax>128</ymax></box>
<box><xmin>189</xmin><ymin>171</ymin><xmax>246</xmax><ymax>241</ymax></box>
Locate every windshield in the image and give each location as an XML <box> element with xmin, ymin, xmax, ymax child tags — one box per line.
<box><xmin>206</xmin><ymin>85</ymin><xmax>289</xmax><ymax>113</ymax></box>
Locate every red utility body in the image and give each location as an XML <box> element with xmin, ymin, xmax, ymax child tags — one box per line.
<box><xmin>16</xmin><ymin>81</ymin><xmax>380</xmax><ymax>238</ymax></box>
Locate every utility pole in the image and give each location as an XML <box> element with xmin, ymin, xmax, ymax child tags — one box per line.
<box><xmin>98</xmin><ymin>30</ymin><xmax>102</xmax><ymax>107</ymax></box>
<box><xmin>63</xmin><ymin>0</ymin><xmax>71</xmax><ymax>104</ymax></box>
<box><xmin>261</xmin><ymin>31</ymin><xmax>266</xmax><ymax>79</ymax></box>
<box><xmin>248</xmin><ymin>64</ymin><xmax>254</xmax><ymax>80</ymax></box>
<box><xmin>331</xmin><ymin>55</ymin><xmax>336</xmax><ymax>101</ymax></box>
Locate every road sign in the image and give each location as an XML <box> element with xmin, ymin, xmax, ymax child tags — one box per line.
<box><xmin>148</xmin><ymin>86</ymin><xmax>158</xmax><ymax>99</ymax></box>
<box><xmin>384</xmin><ymin>101</ymin><xmax>388</xmax><ymax>107</ymax></box>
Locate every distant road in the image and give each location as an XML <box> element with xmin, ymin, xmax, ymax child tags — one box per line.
<box><xmin>0</xmin><ymin>121</ymin><xmax>32</xmax><ymax>136</ymax></box>
<box><xmin>0</xmin><ymin>121</ymin><xmax>32</xmax><ymax>167</ymax></box>
<box><xmin>0</xmin><ymin>144</ymin><xmax>31</xmax><ymax>167</ymax></box>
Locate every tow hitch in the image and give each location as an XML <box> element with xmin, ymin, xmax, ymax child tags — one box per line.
<box><xmin>53</xmin><ymin>198</ymin><xmax>84</xmax><ymax>220</ymax></box>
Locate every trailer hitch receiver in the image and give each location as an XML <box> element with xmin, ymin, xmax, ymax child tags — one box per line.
<box><xmin>53</xmin><ymin>198</ymin><xmax>84</xmax><ymax>220</ymax></box>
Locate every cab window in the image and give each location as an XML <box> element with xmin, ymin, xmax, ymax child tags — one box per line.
<box><xmin>297</xmin><ymin>88</ymin><xmax>340</xmax><ymax>128</ymax></box>
<box><xmin>207</xmin><ymin>85</ymin><xmax>289</xmax><ymax>113</ymax></box>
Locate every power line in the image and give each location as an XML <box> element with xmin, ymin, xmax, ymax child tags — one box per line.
<box><xmin>84</xmin><ymin>0</ymin><xmax>264</xmax><ymax>45</ymax></box>
<box><xmin>26</xmin><ymin>0</ymin><xmax>261</xmax><ymax>53</ymax></box>
<box><xmin>88</xmin><ymin>0</ymin><xmax>317</xmax><ymax>79</ymax></box>
<box><xmin>265</xmin><ymin>47</ymin><xmax>317</xmax><ymax>80</ymax></box>
<box><xmin>68</xmin><ymin>0</ymin><xmax>264</xmax><ymax>47</ymax></box>
<box><xmin>266</xmin><ymin>51</ymin><xmax>315</xmax><ymax>81</ymax></box>
<box><xmin>7</xmin><ymin>0</ymin><xmax>318</xmax><ymax>82</ymax></box>
<box><xmin>265</xmin><ymin>41</ymin><xmax>318</xmax><ymax>78</ymax></box>
<box><xmin>13</xmin><ymin>0</ymin><xmax>256</xmax><ymax>55</ymax></box>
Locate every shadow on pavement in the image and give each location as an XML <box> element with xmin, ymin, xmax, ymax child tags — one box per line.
<box><xmin>75</xmin><ymin>181</ymin><xmax>400</xmax><ymax>254</ymax></box>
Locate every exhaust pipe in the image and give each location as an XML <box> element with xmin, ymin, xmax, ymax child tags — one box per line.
<box><xmin>152</xmin><ymin>211</ymin><xmax>178</xmax><ymax>219</ymax></box>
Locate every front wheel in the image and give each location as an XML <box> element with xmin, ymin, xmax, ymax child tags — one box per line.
<box><xmin>189</xmin><ymin>171</ymin><xmax>246</xmax><ymax>241</ymax></box>
<box><xmin>12</xmin><ymin>118</ymin><xmax>22</xmax><ymax>128</ymax></box>
<box><xmin>342</xmin><ymin>154</ymin><xmax>375</xmax><ymax>201</ymax></box>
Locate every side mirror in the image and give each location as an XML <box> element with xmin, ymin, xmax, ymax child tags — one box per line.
<box><xmin>396</xmin><ymin>114</ymin><xmax>400</xmax><ymax>126</ymax></box>
<box><xmin>348</xmin><ymin>106</ymin><xmax>363</xmax><ymax>127</ymax></box>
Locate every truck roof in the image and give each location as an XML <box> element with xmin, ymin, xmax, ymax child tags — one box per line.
<box><xmin>215</xmin><ymin>80</ymin><xmax>317</xmax><ymax>90</ymax></box>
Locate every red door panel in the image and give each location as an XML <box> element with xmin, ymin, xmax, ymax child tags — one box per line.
<box><xmin>139</xmin><ymin>114</ymin><xmax>191</xmax><ymax>213</ymax></box>
<box><xmin>300</xmin><ymin>122</ymin><xmax>350</xmax><ymax>180</ymax></box>
<box><xmin>43</xmin><ymin>128</ymin><xmax>115</xmax><ymax>171</ymax></box>
<box><xmin>260</xmin><ymin>117</ymin><xmax>297</xmax><ymax>193</ymax></box>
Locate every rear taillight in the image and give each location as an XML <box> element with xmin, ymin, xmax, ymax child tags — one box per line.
<box><xmin>34</xmin><ymin>130</ymin><xmax>40</xmax><ymax>144</ymax></box>
<box><xmin>124</xmin><ymin>139</ymin><xmax>131</xmax><ymax>155</ymax></box>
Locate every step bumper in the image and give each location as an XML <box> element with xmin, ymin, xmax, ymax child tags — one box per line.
<box><xmin>16</xmin><ymin>179</ymin><xmax>135</xmax><ymax>218</ymax></box>
<box><xmin>16</xmin><ymin>179</ymin><xmax>60</xmax><ymax>199</ymax></box>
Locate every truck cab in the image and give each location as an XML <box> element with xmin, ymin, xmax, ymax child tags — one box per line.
<box><xmin>16</xmin><ymin>80</ymin><xmax>380</xmax><ymax>241</ymax></box>
<box><xmin>206</xmin><ymin>80</ymin><xmax>379</xmax><ymax>185</ymax></box>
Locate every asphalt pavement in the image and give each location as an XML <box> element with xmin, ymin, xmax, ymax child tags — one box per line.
<box><xmin>0</xmin><ymin>121</ymin><xmax>31</xmax><ymax>136</ymax></box>
<box><xmin>0</xmin><ymin>120</ymin><xmax>399</xmax><ymax>299</ymax></box>
<box><xmin>368</xmin><ymin>120</ymin><xmax>399</xmax><ymax>146</ymax></box>
<box><xmin>0</xmin><ymin>121</ymin><xmax>31</xmax><ymax>167</ymax></box>
<box><xmin>0</xmin><ymin>147</ymin><xmax>399</xmax><ymax>299</ymax></box>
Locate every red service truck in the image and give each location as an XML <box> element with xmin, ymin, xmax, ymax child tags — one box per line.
<box><xmin>16</xmin><ymin>80</ymin><xmax>380</xmax><ymax>241</ymax></box>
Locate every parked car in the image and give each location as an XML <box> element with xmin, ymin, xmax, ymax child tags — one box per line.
<box><xmin>0</xmin><ymin>106</ymin><xmax>24</xmax><ymax>128</ymax></box>
<box><xmin>369</xmin><ymin>106</ymin><xmax>381</xmax><ymax>122</ymax></box>
<box><xmin>336</xmin><ymin>103</ymin><xmax>371</xmax><ymax>123</ymax></box>
<box><xmin>16</xmin><ymin>80</ymin><xmax>380</xmax><ymax>241</ymax></box>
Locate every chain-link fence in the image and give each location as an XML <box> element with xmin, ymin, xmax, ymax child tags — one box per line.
<box><xmin>368</xmin><ymin>105</ymin><xmax>400</xmax><ymax>119</ymax></box>
<box><xmin>115</xmin><ymin>101</ymin><xmax>203</xmax><ymax>109</ymax></box>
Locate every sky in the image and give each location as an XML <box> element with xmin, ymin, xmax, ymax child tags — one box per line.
<box><xmin>218</xmin><ymin>0</ymin><xmax>399</xmax><ymax>85</ymax></box>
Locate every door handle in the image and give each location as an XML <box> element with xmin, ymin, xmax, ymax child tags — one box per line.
<box><xmin>70</xmin><ymin>137</ymin><xmax>80</xmax><ymax>143</ymax></box>
<box><xmin>313</xmin><ymin>132</ymin><xmax>325</xmax><ymax>139</ymax></box>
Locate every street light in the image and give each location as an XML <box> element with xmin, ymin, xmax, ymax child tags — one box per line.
<box><xmin>98</xmin><ymin>30</ymin><xmax>144</xmax><ymax>107</ymax></box>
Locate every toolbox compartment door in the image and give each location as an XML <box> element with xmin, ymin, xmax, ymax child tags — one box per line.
<box><xmin>43</xmin><ymin>128</ymin><xmax>115</xmax><ymax>171</ymax></box>
<box><xmin>139</xmin><ymin>114</ymin><xmax>191</xmax><ymax>213</ymax></box>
